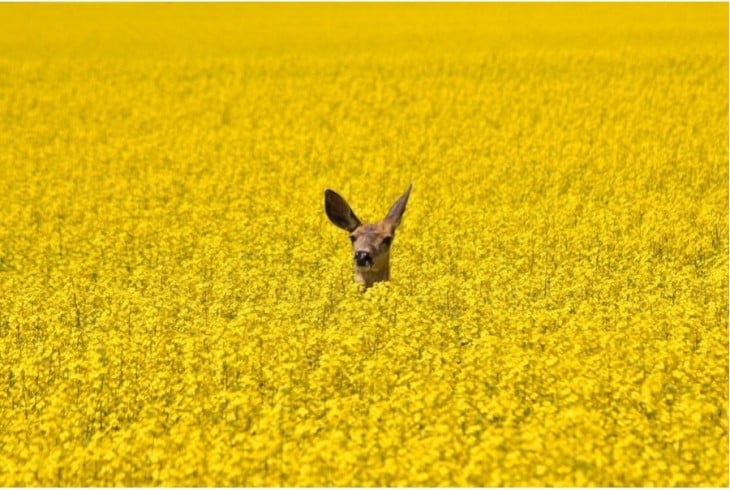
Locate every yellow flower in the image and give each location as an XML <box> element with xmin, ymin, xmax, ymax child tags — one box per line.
<box><xmin>0</xmin><ymin>2</ymin><xmax>726</xmax><ymax>487</ymax></box>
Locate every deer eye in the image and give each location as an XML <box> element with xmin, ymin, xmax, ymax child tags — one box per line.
<box><xmin>382</xmin><ymin>236</ymin><xmax>393</xmax><ymax>246</ymax></box>
<box><xmin>349</xmin><ymin>235</ymin><xmax>356</xmax><ymax>243</ymax></box>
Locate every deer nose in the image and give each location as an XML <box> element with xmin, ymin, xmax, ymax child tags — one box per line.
<box><xmin>354</xmin><ymin>251</ymin><xmax>372</xmax><ymax>267</ymax></box>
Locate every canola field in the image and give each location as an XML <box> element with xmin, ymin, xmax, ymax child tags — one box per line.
<box><xmin>0</xmin><ymin>3</ymin><xmax>728</xmax><ymax>486</ymax></box>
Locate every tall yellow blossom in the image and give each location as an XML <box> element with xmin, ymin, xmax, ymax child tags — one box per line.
<box><xmin>0</xmin><ymin>3</ymin><xmax>727</xmax><ymax>486</ymax></box>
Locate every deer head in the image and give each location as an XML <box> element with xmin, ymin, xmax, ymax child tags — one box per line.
<box><xmin>325</xmin><ymin>184</ymin><xmax>412</xmax><ymax>287</ymax></box>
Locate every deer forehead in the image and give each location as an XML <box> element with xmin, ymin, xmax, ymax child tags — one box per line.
<box><xmin>352</xmin><ymin>222</ymin><xmax>393</xmax><ymax>238</ymax></box>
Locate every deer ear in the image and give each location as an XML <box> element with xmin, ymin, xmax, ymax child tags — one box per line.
<box><xmin>325</xmin><ymin>189</ymin><xmax>361</xmax><ymax>232</ymax></box>
<box><xmin>384</xmin><ymin>183</ymin><xmax>412</xmax><ymax>228</ymax></box>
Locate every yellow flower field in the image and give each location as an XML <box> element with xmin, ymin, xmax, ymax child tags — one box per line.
<box><xmin>0</xmin><ymin>3</ymin><xmax>727</xmax><ymax>486</ymax></box>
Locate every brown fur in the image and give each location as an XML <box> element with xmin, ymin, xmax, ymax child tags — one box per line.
<box><xmin>325</xmin><ymin>184</ymin><xmax>412</xmax><ymax>288</ymax></box>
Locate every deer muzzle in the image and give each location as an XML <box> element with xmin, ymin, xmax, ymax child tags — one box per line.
<box><xmin>354</xmin><ymin>251</ymin><xmax>373</xmax><ymax>267</ymax></box>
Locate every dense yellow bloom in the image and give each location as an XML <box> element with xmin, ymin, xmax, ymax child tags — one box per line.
<box><xmin>0</xmin><ymin>3</ymin><xmax>727</xmax><ymax>486</ymax></box>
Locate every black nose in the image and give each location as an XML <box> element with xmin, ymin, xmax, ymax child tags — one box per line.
<box><xmin>354</xmin><ymin>251</ymin><xmax>372</xmax><ymax>267</ymax></box>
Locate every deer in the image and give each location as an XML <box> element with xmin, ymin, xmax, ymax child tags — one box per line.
<box><xmin>324</xmin><ymin>184</ymin><xmax>412</xmax><ymax>288</ymax></box>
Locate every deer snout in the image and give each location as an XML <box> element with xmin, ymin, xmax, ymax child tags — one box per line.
<box><xmin>354</xmin><ymin>251</ymin><xmax>373</xmax><ymax>267</ymax></box>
